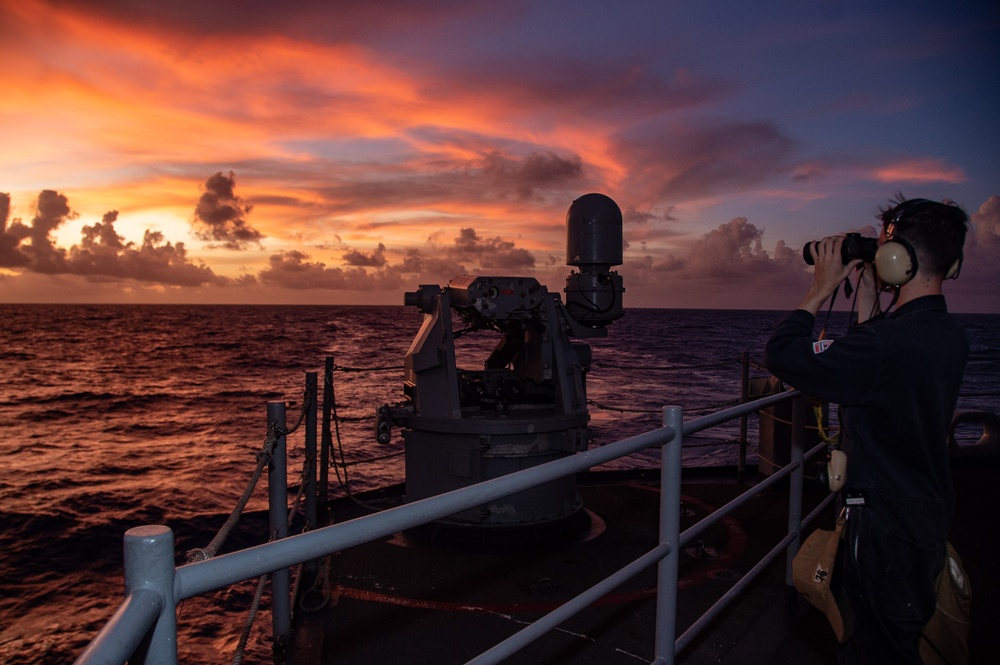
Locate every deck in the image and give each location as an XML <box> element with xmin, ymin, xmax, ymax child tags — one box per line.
<box><xmin>287</xmin><ymin>456</ymin><xmax>999</xmax><ymax>664</ymax></box>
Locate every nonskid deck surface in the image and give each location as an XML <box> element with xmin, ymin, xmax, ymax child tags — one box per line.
<box><xmin>290</xmin><ymin>461</ymin><xmax>998</xmax><ymax>665</ymax></box>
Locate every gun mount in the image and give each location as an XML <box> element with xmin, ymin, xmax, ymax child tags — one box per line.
<box><xmin>385</xmin><ymin>194</ymin><xmax>624</xmax><ymax>540</ymax></box>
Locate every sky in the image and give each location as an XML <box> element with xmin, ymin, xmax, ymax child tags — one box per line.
<box><xmin>1</xmin><ymin>0</ymin><xmax>998</xmax><ymax>312</ymax></box>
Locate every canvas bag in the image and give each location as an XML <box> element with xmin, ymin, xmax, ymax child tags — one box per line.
<box><xmin>919</xmin><ymin>541</ymin><xmax>972</xmax><ymax>665</ymax></box>
<box><xmin>792</xmin><ymin>510</ymin><xmax>852</xmax><ymax>643</ymax></box>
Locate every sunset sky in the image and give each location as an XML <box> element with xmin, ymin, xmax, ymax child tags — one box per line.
<box><xmin>2</xmin><ymin>0</ymin><xmax>998</xmax><ymax>312</ymax></box>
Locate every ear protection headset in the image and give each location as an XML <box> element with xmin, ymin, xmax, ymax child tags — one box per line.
<box><xmin>874</xmin><ymin>199</ymin><xmax>963</xmax><ymax>287</ymax></box>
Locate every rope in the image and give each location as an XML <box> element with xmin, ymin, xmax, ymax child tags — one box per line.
<box><xmin>286</xmin><ymin>456</ymin><xmax>313</xmax><ymax>526</ymax></box>
<box><xmin>185</xmin><ymin>426</ymin><xmax>279</xmax><ymax>563</ymax></box>
<box><xmin>282</xmin><ymin>386</ymin><xmax>316</xmax><ymax>436</ymax></box>
<box><xmin>323</xmin><ymin>369</ymin><xmax>391</xmax><ymax>513</ymax></box>
<box><xmin>231</xmin><ymin>573</ymin><xmax>269</xmax><ymax>665</ymax></box>
<box><xmin>186</xmin><ymin>388</ymin><xmax>316</xmax><ymax>563</ymax></box>
<box><xmin>298</xmin><ymin>554</ymin><xmax>332</xmax><ymax>614</ymax></box>
<box><xmin>334</xmin><ymin>450</ymin><xmax>405</xmax><ymax>467</ymax></box>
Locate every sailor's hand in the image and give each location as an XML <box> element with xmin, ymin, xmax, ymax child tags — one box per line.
<box><xmin>797</xmin><ymin>236</ymin><xmax>862</xmax><ymax>315</ymax></box>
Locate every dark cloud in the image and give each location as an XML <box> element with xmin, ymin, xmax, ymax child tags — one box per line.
<box><xmin>449</xmin><ymin>227</ymin><xmax>535</xmax><ymax>270</ymax></box>
<box><xmin>0</xmin><ymin>190</ymin><xmax>71</xmax><ymax>272</ymax></box>
<box><xmin>481</xmin><ymin>151</ymin><xmax>583</xmax><ymax>200</ymax></box>
<box><xmin>343</xmin><ymin>243</ymin><xmax>387</xmax><ymax>267</ymax></box>
<box><xmin>615</xmin><ymin>120</ymin><xmax>797</xmax><ymax>202</ymax></box>
<box><xmin>1</xmin><ymin>190</ymin><xmax>222</xmax><ymax>287</ymax></box>
<box><xmin>69</xmin><ymin>211</ymin><xmax>221</xmax><ymax>286</ymax></box>
<box><xmin>0</xmin><ymin>192</ymin><xmax>31</xmax><ymax>268</ymax></box>
<box><xmin>624</xmin><ymin>206</ymin><xmax>677</xmax><ymax>225</ymax></box>
<box><xmin>257</xmin><ymin>250</ymin><xmax>404</xmax><ymax>291</ymax></box>
<box><xmin>394</xmin><ymin>249</ymin><xmax>469</xmax><ymax>283</ymax></box>
<box><xmin>64</xmin><ymin>0</ymin><xmax>475</xmax><ymax>41</ymax></box>
<box><xmin>258</xmin><ymin>225</ymin><xmax>537</xmax><ymax>293</ymax></box>
<box><xmin>312</xmin><ymin>149</ymin><xmax>583</xmax><ymax>215</ymax></box>
<box><xmin>25</xmin><ymin>190</ymin><xmax>73</xmax><ymax>273</ymax></box>
<box><xmin>193</xmin><ymin>172</ymin><xmax>264</xmax><ymax>250</ymax></box>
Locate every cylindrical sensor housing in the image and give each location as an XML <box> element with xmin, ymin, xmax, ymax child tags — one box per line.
<box><xmin>566</xmin><ymin>193</ymin><xmax>623</xmax><ymax>269</ymax></box>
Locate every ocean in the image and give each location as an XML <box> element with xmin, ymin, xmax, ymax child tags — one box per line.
<box><xmin>1</xmin><ymin>304</ymin><xmax>997</xmax><ymax>664</ymax></box>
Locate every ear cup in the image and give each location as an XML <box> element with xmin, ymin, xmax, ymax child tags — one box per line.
<box><xmin>827</xmin><ymin>450</ymin><xmax>847</xmax><ymax>492</ymax></box>
<box><xmin>874</xmin><ymin>239</ymin><xmax>918</xmax><ymax>286</ymax></box>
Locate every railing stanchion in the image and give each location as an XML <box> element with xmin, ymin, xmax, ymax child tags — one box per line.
<box><xmin>267</xmin><ymin>401</ymin><xmax>292</xmax><ymax>655</ymax></box>
<box><xmin>738</xmin><ymin>351</ymin><xmax>750</xmax><ymax>484</ymax></box>
<box><xmin>304</xmin><ymin>372</ymin><xmax>318</xmax><ymax>531</ymax></box>
<box><xmin>319</xmin><ymin>356</ymin><xmax>334</xmax><ymax>523</ymax></box>
<box><xmin>785</xmin><ymin>396</ymin><xmax>808</xmax><ymax>586</ymax></box>
<box><xmin>125</xmin><ymin>525</ymin><xmax>177</xmax><ymax>665</ymax></box>
<box><xmin>654</xmin><ymin>405</ymin><xmax>684</xmax><ymax>665</ymax></box>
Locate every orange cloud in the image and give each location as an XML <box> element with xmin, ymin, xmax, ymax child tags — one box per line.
<box><xmin>873</xmin><ymin>158</ymin><xmax>966</xmax><ymax>184</ymax></box>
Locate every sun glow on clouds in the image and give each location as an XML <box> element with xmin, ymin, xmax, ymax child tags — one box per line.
<box><xmin>874</xmin><ymin>159</ymin><xmax>966</xmax><ymax>185</ymax></box>
<box><xmin>1</xmin><ymin>0</ymin><xmax>997</xmax><ymax>311</ymax></box>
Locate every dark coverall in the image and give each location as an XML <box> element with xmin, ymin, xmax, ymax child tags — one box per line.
<box><xmin>764</xmin><ymin>295</ymin><xmax>968</xmax><ymax>664</ymax></box>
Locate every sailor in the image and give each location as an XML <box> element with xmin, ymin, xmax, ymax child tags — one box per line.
<box><xmin>764</xmin><ymin>195</ymin><xmax>969</xmax><ymax>664</ymax></box>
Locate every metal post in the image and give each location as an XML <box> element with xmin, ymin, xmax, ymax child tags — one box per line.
<box><xmin>267</xmin><ymin>401</ymin><xmax>292</xmax><ymax>656</ymax></box>
<box><xmin>125</xmin><ymin>525</ymin><xmax>177</xmax><ymax>665</ymax></box>
<box><xmin>304</xmin><ymin>372</ymin><xmax>318</xmax><ymax>530</ymax></box>
<box><xmin>738</xmin><ymin>350</ymin><xmax>750</xmax><ymax>484</ymax></box>
<box><xmin>319</xmin><ymin>357</ymin><xmax>333</xmax><ymax>522</ymax></box>
<box><xmin>654</xmin><ymin>405</ymin><xmax>684</xmax><ymax>665</ymax></box>
<box><xmin>785</xmin><ymin>396</ymin><xmax>807</xmax><ymax>586</ymax></box>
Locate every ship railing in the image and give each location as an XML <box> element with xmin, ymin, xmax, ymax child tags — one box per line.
<box><xmin>75</xmin><ymin>387</ymin><xmax>835</xmax><ymax>665</ymax></box>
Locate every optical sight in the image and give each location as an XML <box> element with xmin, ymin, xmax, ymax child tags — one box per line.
<box><xmin>802</xmin><ymin>233</ymin><xmax>877</xmax><ymax>266</ymax></box>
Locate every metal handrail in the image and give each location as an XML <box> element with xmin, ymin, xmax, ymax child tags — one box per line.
<box><xmin>76</xmin><ymin>388</ymin><xmax>808</xmax><ymax>665</ymax></box>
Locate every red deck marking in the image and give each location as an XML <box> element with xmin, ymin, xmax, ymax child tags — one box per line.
<box><xmin>333</xmin><ymin>491</ymin><xmax>748</xmax><ymax>613</ymax></box>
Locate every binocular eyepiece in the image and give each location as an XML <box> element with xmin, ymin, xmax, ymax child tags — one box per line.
<box><xmin>802</xmin><ymin>232</ymin><xmax>878</xmax><ymax>265</ymax></box>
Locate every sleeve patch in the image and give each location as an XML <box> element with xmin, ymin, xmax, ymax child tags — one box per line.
<box><xmin>812</xmin><ymin>340</ymin><xmax>834</xmax><ymax>354</ymax></box>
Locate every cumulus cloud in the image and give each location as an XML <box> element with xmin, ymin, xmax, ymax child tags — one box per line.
<box><xmin>968</xmin><ymin>195</ymin><xmax>1000</xmax><ymax>253</ymax></box>
<box><xmin>1</xmin><ymin>190</ymin><xmax>222</xmax><ymax>287</ymax></box>
<box><xmin>0</xmin><ymin>190</ymin><xmax>73</xmax><ymax>272</ymax></box>
<box><xmin>620</xmin><ymin>215</ymin><xmax>813</xmax><ymax>308</ymax></box>
<box><xmin>257</xmin><ymin>250</ymin><xmax>404</xmax><ymax>291</ymax></box>
<box><xmin>342</xmin><ymin>242</ymin><xmax>388</xmax><ymax>267</ymax></box>
<box><xmin>0</xmin><ymin>192</ymin><xmax>31</xmax><ymax>268</ymax></box>
<box><xmin>449</xmin><ymin>227</ymin><xmax>535</xmax><ymax>270</ymax></box>
<box><xmin>69</xmin><ymin>211</ymin><xmax>221</xmax><ymax>286</ymax></box>
<box><xmin>259</xmin><ymin>224</ymin><xmax>537</xmax><ymax>293</ymax></box>
<box><xmin>689</xmin><ymin>218</ymin><xmax>807</xmax><ymax>286</ymax></box>
<box><xmin>955</xmin><ymin>195</ymin><xmax>1000</xmax><ymax>303</ymax></box>
<box><xmin>193</xmin><ymin>172</ymin><xmax>264</xmax><ymax>250</ymax></box>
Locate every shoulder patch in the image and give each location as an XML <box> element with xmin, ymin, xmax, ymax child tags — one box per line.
<box><xmin>812</xmin><ymin>339</ymin><xmax>834</xmax><ymax>354</ymax></box>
